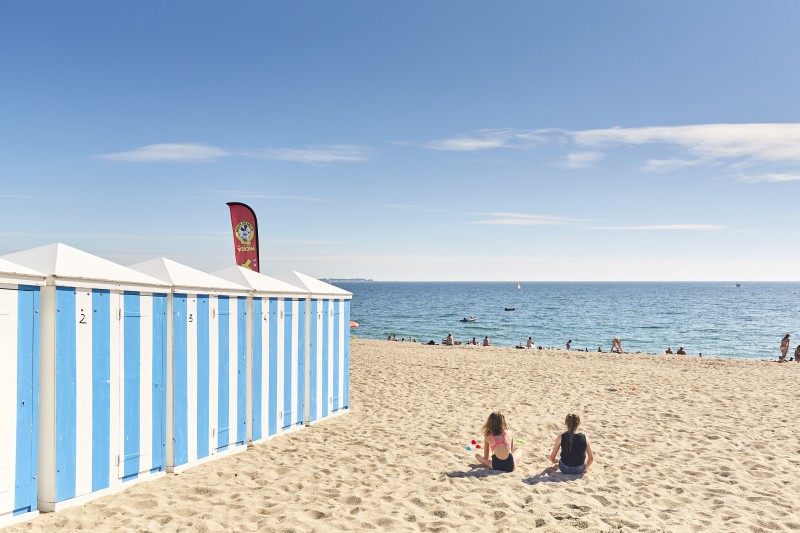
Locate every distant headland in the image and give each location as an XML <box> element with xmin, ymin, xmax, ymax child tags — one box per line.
<box><xmin>323</xmin><ymin>278</ymin><xmax>373</xmax><ymax>282</ymax></box>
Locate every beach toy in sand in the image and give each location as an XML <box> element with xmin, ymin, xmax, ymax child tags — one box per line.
<box><xmin>466</xmin><ymin>446</ymin><xmax>473</xmax><ymax>451</ymax></box>
<box><xmin>471</xmin><ymin>439</ymin><xmax>477</xmax><ymax>445</ymax></box>
<box><xmin>631</xmin><ymin>387</ymin><xmax>638</xmax><ymax>391</ymax></box>
<box><xmin>516</xmin><ymin>439</ymin><xmax>525</xmax><ymax>445</ymax></box>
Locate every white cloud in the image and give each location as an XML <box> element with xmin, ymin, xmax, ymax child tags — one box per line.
<box><xmin>470</xmin><ymin>212</ymin><xmax>578</xmax><ymax>226</ymax></box>
<box><xmin>385</xmin><ymin>204</ymin><xmax>446</xmax><ymax>213</ymax></box>
<box><xmin>562</xmin><ymin>151</ymin><xmax>604</xmax><ymax>169</ymax></box>
<box><xmin>572</xmin><ymin>123</ymin><xmax>800</xmax><ymax>163</ymax></box>
<box><xmin>427</xmin><ymin>132</ymin><xmax>510</xmax><ymax>151</ymax></box>
<box><xmin>244</xmin><ymin>144</ymin><xmax>369</xmax><ymax>163</ymax></box>
<box><xmin>426</xmin><ymin>129</ymin><xmax>555</xmax><ymax>152</ymax></box>
<box><xmin>738</xmin><ymin>173</ymin><xmax>800</xmax><ymax>183</ymax></box>
<box><xmin>247</xmin><ymin>193</ymin><xmax>330</xmax><ymax>202</ymax></box>
<box><xmin>97</xmin><ymin>143</ymin><xmax>229</xmax><ymax>162</ymax></box>
<box><xmin>640</xmin><ymin>158</ymin><xmax>707</xmax><ymax>172</ymax></box>
<box><xmin>592</xmin><ymin>224</ymin><xmax>726</xmax><ymax>231</ymax></box>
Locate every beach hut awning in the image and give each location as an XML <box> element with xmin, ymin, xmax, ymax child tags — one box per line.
<box><xmin>271</xmin><ymin>270</ymin><xmax>352</xmax><ymax>298</ymax></box>
<box><xmin>1</xmin><ymin>243</ymin><xmax>169</xmax><ymax>290</ymax></box>
<box><xmin>129</xmin><ymin>257</ymin><xmax>249</xmax><ymax>295</ymax></box>
<box><xmin>212</xmin><ymin>266</ymin><xmax>310</xmax><ymax>298</ymax></box>
<box><xmin>0</xmin><ymin>257</ymin><xmax>46</xmax><ymax>286</ymax></box>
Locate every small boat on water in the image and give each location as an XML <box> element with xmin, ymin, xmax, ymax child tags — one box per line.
<box><xmin>504</xmin><ymin>307</ymin><xmax>516</xmax><ymax>311</ymax></box>
<box><xmin>735</xmin><ymin>283</ymin><xmax>742</xmax><ymax>288</ymax></box>
<box><xmin>460</xmin><ymin>316</ymin><xmax>477</xmax><ymax>322</ymax></box>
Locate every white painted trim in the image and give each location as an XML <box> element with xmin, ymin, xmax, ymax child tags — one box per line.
<box><xmin>37</xmin><ymin>471</ymin><xmax>166</xmax><ymax>513</ymax></box>
<box><xmin>165</xmin><ymin>443</ymin><xmax>246</xmax><ymax>474</ymax></box>
<box><xmin>37</xmin><ymin>285</ymin><xmax>57</xmax><ymax>505</ymax></box>
<box><xmin>0</xmin><ymin>510</ymin><xmax>39</xmax><ymax>528</ymax></box>
<box><xmin>307</xmin><ymin>407</ymin><xmax>350</xmax><ymax>426</ymax></box>
<box><xmin>165</xmin><ymin>293</ymin><xmax>174</xmax><ymax>469</ymax></box>
<box><xmin>245</xmin><ymin>297</ymin><xmax>253</xmax><ymax>443</ymax></box>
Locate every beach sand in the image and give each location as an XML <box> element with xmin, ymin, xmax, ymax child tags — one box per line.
<box><xmin>10</xmin><ymin>339</ymin><xmax>799</xmax><ymax>532</ymax></box>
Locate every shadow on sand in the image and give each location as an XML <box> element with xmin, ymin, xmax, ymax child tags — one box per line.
<box><xmin>522</xmin><ymin>466</ymin><xmax>584</xmax><ymax>485</ymax></box>
<box><xmin>445</xmin><ymin>464</ymin><xmax>509</xmax><ymax>479</ymax></box>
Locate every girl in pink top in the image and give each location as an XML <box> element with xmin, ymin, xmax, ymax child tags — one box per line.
<box><xmin>474</xmin><ymin>411</ymin><xmax>523</xmax><ymax>472</ymax></box>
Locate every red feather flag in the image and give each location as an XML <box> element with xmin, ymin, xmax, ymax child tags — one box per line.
<box><xmin>226</xmin><ymin>202</ymin><xmax>261</xmax><ymax>272</ymax></box>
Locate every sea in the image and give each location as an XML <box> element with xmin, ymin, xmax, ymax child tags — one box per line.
<box><xmin>334</xmin><ymin>281</ymin><xmax>800</xmax><ymax>361</ymax></box>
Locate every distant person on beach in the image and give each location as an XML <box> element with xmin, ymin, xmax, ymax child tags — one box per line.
<box><xmin>779</xmin><ymin>334</ymin><xmax>790</xmax><ymax>362</ymax></box>
<box><xmin>471</xmin><ymin>337</ymin><xmax>478</xmax><ymax>345</ymax></box>
<box><xmin>611</xmin><ymin>337</ymin><xmax>623</xmax><ymax>353</ymax></box>
<box><xmin>483</xmin><ymin>336</ymin><xmax>490</xmax><ymax>347</ymax></box>
<box><xmin>665</xmin><ymin>347</ymin><xmax>673</xmax><ymax>354</ymax></box>
<box><xmin>527</xmin><ymin>337</ymin><xmax>534</xmax><ymax>349</ymax></box>
<box><xmin>794</xmin><ymin>344</ymin><xmax>800</xmax><ymax>363</ymax></box>
<box><xmin>549</xmin><ymin>413</ymin><xmax>594</xmax><ymax>475</ymax></box>
<box><xmin>566</xmin><ymin>340</ymin><xmax>571</xmax><ymax>350</ymax></box>
<box><xmin>474</xmin><ymin>411</ymin><xmax>523</xmax><ymax>472</ymax></box>
<box><xmin>445</xmin><ymin>333</ymin><xmax>454</xmax><ymax>346</ymax></box>
<box><xmin>387</xmin><ymin>335</ymin><xmax>391</xmax><ymax>341</ymax></box>
<box><xmin>597</xmin><ymin>346</ymin><xmax>603</xmax><ymax>353</ymax></box>
<box><xmin>676</xmin><ymin>347</ymin><xmax>686</xmax><ymax>355</ymax></box>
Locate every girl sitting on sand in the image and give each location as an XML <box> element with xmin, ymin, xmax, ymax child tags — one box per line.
<box><xmin>549</xmin><ymin>413</ymin><xmax>594</xmax><ymax>475</ymax></box>
<box><xmin>474</xmin><ymin>411</ymin><xmax>523</xmax><ymax>472</ymax></box>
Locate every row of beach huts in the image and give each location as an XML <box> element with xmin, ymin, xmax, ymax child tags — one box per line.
<box><xmin>0</xmin><ymin>243</ymin><xmax>351</xmax><ymax>528</ymax></box>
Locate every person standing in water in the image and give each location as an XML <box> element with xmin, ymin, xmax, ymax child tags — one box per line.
<box><xmin>566</xmin><ymin>340</ymin><xmax>571</xmax><ymax>350</ymax></box>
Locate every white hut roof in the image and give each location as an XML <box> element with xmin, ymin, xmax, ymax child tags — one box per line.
<box><xmin>0</xmin><ymin>257</ymin><xmax>46</xmax><ymax>286</ymax></box>
<box><xmin>212</xmin><ymin>266</ymin><xmax>309</xmax><ymax>297</ymax></box>
<box><xmin>271</xmin><ymin>270</ymin><xmax>352</xmax><ymax>298</ymax></box>
<box><xmin>2</xmin><ymin>243</ymin><xmax>169</xmax><ymax>288</ymax></box>
<box><xmin>129</xmin><ymin>257</ymin><xmax>248</xmax><ymax>294</ymax></box>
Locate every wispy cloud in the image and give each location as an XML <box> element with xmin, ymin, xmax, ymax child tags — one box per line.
<box><xmin>97</xmin><ymin>143</ymin><xmax>230</xmax><ymax>162</ymax></box>
<box><xmin>243</xmin><ymin>144</ymin><xmax>369</xmax><ymax>163</ymax></box>
<box><xmin>470</xmin><ymin>212</ymin><xmax>579</xmax><ymax>226</ymax></box>
<box><xmin>265</xmin><ymin>239</ymin><xmax>341</xmax><ymax>245</ymax></box>
<box><xmin>0</xmin><ymin>231</ymin><xmax>229</xmax><ymax>240</ymax></box>
<box><xmin>426</xmin><ymin>129</ymin><xmax>554</xmax><ymax>152</ymax></box>
<box><xmin>385</xmin><ymin>204</ymin><xmax>446</xmax><ymax>213</ymax></box>
<box><xmin>572</xmin><ymin>123</ymin><xmax>800</xmax><ymax>163</ymax></box>
<box><xmin>641</xmin><ymin>158</ymin><xmax>707</xmax><ymax>172</ymax></box>
<box><xmin>216</xmin><ymin>192</ymin><xmax>330</xmax><ymax>202</ymax></box>
<box><xmin>738</xmin><ymin>172</ymin><xmax>800</xmax><ymax>183</ymax></box>
<box><xmin>562</xmin><ymin>151</ymin><xmax>604</xmax><ymax>169</ymax></box>
<box><xmin>425</xmin><ymin>124</ymin><xmax>800</xmax><ymax>179</ymax></box>
<box><xmin>592</xmin><ymin>224</ymin><xmax>726</xmax><ymax>231</ymax></box>
<box><xmin>427</xmin><ymin>132</ymin><xmax>510</xmax><ymax>151</ymax></box>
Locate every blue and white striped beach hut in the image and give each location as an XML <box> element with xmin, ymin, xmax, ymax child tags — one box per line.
<box><xmin>213</xmin><ymin>266</ymin><xmax>310</xmax><ymax>443</ymax></box>
<box><xmin>0</xmin><ymin>259</ymin><xmax>44</xmax><ymax>527</ymax></box>
<box><xmin>2</xmin><ymin>243</ymin><xmax>171</xmax><ymax>512</ymax></box>
<box><xmin>273</xmin><ymin>272</ymin><xmax>352</xmax><ymax>424</ymax></box>
<box><xmin>130</xmin><ymin>259</ymin><xmax>249</xmax><ymax>473</ymax></box>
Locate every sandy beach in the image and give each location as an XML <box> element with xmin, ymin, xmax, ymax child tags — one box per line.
<box><xmin>10</xmin><ymin>339</ymin><xmax>799</xmax><ymax>532</ymax></box>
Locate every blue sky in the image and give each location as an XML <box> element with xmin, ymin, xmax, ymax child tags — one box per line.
<box><xmin>1</xmin><ymin>1</ymin><xmax>799</xmax><ymax>280</ymax></box>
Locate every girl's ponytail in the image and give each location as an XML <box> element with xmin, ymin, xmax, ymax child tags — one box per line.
<box><xmin>565</xmin><ymin>413</ymin><xmax>581</xmax><ymax>449</ymax></box>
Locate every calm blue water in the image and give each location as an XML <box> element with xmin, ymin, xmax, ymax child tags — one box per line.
<box><xmin>335</xmin><ymin>282</ymin><xmax>800</xmax><ymax>360</ymax></box>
